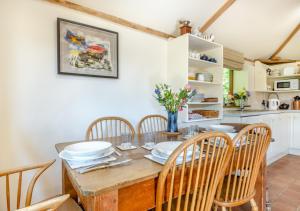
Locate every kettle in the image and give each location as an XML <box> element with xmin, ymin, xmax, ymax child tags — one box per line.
<box><xmin>267</xmin><ymin>93</ymin><xmax>280</xmax><ymax>110</ymax></box>
<box><xmin>268</xmin><ymin>99</ymin><xmax>280</xmax><ymax>110</ymax></box>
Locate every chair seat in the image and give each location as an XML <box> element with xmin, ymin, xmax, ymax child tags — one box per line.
<box><xmin>58</xmin><ymin>198</ymin><xmax>82</xmax><ymax>211</ymax></box>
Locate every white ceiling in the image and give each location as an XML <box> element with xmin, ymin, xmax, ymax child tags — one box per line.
<box><xmin>72</xmin><ymin>0</ymin><xmax>300</xmax><ymax>60</ymax></box>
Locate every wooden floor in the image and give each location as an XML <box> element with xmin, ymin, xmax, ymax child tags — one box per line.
<box><xmin>267</xmin><ymin>155</ymin><xmax>300</xmax><ymax>211</ymax></box>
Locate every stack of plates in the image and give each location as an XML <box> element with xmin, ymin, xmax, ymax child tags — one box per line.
<box><xmin>151</xmin><ymin>141</ymin><xmax>199</xmax><ymax>163</ymax></box>
<box><xmin>59</xmin><ymin>142</ymin><xmax>115</xmax><ymax>168</ymax></box>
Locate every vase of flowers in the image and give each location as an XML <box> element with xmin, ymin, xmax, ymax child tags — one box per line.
<box><xmin>234</xmin><ymin>89</ymin><xmax>250</xmax><ymax>110</ymax></box>
<box><xmin>154</xmin><ymin>84</ymin><xmax>196</xmax><ymax>133</ymax></box>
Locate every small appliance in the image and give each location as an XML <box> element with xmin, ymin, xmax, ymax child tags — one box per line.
<box><xmin>268</xmin><ymin>99</ymin><xmax>280</xmax><ymax>110</ymax></box>
<box><xmin>274</xmin><ymin>79</ymin><xmax>299</xmax><ymax>91</ymax></box>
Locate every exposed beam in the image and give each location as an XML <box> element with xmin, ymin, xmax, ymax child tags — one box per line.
<box><xmin>270</xmin><ymin>23</ymin><xmax>300</xmax><ymax>59</ymax></box>
<box><xmin>199</xmin><ymin>0</ymin><xmax>236</xmax><ymax>33</ymax></box>
<box><xmin>46</xmin><ymin>0</ymin><xmax>176</xmax><ymax>39</ymax></box>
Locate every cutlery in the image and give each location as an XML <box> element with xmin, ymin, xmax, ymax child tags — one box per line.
<box><xmin>113</xmin><ymin>148</ymin><xmax>122</xmax><ymax>156</ymax></box>
<box><xmin>79</xmin><ymin>159</ymin><xmax>132</xmax><ymax>174</ymax></box>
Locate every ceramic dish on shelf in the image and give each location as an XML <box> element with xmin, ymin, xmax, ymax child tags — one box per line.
<box><xmin>59</xmin><ymin>147</ymin><xmax>114</xmax><ymax>162</ymax></box>
<box><xmin>64</xmin><ymin>141</ymin><xmax>112</xmax><ymax>157</ymax></box>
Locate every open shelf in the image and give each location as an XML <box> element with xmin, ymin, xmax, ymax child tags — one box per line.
<box><xmin>184</xmin><ymin>118</ymin><xmax>222</xmax><ymax>123</ymax></box>
<box><xmin>267</xmin><ymin>74</ymin><xmax>300</xmax><ymax>79</ymax></box>
<box><xmin>256</xmin><ymin>90</ymin><xmax>300</xmax><ymax>93</ymax></box>
<box><xmin>188</xmin><ymin>80</ymin><xmax>221</xmax><ymax>85</ymax></box>
<box><xmin>189</xmin><ymin>34</ymin><xmax>222</xmax><ymax>51</ymax></box>
<box><xmin>188</xmin><ymin>57</ymin><xmax>220</xmax><ymax>69</ymax></box>
<box><xmin>188</xmin><ymin>102</ymin><xmax>221</xmax><ymax>105</ymax></box>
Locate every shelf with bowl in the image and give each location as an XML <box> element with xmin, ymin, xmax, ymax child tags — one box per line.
<box><xmin>187</xmin><ymin>102</ymin><xmax>221</xmax><ymax>105</ymax></box>
<box><xmin>188</xmin><ymin>57</ymin><xmax>220</xmax><ymax>68</ymax></box>
<box><xmin>184</xmin><ymin>117</ymin><xmax>222</xmax><ymax>123</ymax></box>
<box><xmin>188</xmin><ymin>80</ymin><xmax>221</xmax><ymax>85</ymax></box>
<box><xmin>167</xmin><ymin>33</ymin><xmax>223</xmax><ymax>123</ymax></box>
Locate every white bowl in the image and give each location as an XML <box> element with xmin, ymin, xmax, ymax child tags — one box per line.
<box><xmin>59</xmin><ymin>147</ymin><xmax>114</xmax><ymax>162</ymax></box>
<box><xmin>64</xmin><ymin>141</ymin><xmax>112</xmax><ymax>157</ymax></box>
<box><xmin>206</xmin><ymin>125</ymin><xmax>235</xmax><ymax>133</ymax></box>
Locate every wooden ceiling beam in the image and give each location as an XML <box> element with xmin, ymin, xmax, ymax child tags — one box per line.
<box><xmin>270</xmin><ymin>23</ymin><xmax>300</xmax><ymax>60</ymax></box>
<box><xmin>199</xmin><ymin>0</ymin><xmax>236</xmax><ymax>33</ymax></box>
<box><xmin>46</xmin><ymin>0</ymin><xmax>176</xmax><ymax>39</ymax></box>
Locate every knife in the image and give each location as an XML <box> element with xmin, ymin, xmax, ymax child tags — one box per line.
<box><xmin>79</xmin><ymin>159</ymin><xmax>132</xmax><ymax>174</ymax></box>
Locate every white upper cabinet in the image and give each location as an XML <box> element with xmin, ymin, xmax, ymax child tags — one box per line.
<box><xmin>254</xmin><ymin>61</ymin><xmax>267</xmax><ymax>91</ymax></box>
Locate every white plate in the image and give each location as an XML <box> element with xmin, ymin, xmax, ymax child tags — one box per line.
<box><xmin>151</xmin><ymin>149</ymin><xmax>200</xmax><ymax>163</ymax></box>
<box><xmin>59</xmin><ymin>147</ymin><xmax>114</xmax><ymax>161</ymax></box>
<box><xmin>153</xmin><ymin>141</ymin><xmax>182</xmax><ymax>157</ymax></box>
<box><xmin>154</xmin><ymin>141</ymin><xmax>197</xmax><ymax>158</ymax></box>
<box><xmin>64</xmin><ymin>141</ymin><xmax>112</xmax><ymax>157</ymax></box>
<box><xmin>206</xmin><ymin>125</ymin><xmax>235</xmax><ymax>133</ymax></box>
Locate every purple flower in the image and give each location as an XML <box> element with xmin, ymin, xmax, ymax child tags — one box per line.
<box><xmin>155</xmin><ymin>88</ymin><xmax>161</xmax><ymax>95</ymax></box>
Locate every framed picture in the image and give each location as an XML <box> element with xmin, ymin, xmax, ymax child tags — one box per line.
<box><xmin>57</xmin><ymin>18</ymin><xmax>118</xmax><ymax>78</ymax></box>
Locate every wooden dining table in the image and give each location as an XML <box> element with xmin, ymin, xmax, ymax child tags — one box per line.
<box><xmin>55</xmin><ymin>125</ymin><xmax>266</xmax><ymax>211</ymax></box>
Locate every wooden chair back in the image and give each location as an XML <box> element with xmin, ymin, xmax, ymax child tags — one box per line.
<box><xmin>214</xmin><ymin>123</ymin><xmax>271</xmax><ymax>208</ymax></box>
<box><xmin>137</xmin><ymin>115</ymin><xmax>167</xmax><ymax>135</ymax></box>
<box><xmin>85</xmin><ymin>116</ymin><xmax>135</xmax><ymax>140</ymax></box>
<box><xmin>0</xmin><ymin>160</ymin><xmax>55</xmax><ymax>211</ymax></box>
<box><xmin>16</xmin><ymin>194</ymin><xmax>69</xmax><ymax>211</ymax></box>
<box><xmin>156</xmin><ymin>132</ymin><xmax>234</xmax><ymax>211</ymax></box>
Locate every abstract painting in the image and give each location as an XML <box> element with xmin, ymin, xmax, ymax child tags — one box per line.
<box><xmin>57</xmin><ymin>18</ymin><xmax>118</xmax><ymax>78</ymax></box>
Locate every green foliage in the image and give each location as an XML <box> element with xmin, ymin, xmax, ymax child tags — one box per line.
<box><xmin>154</xmin><ymin>84</ymin><xmax>196</xmax><ymax>113</ymax></box>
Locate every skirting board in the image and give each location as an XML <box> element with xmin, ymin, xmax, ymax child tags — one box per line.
<box><xmin>289</xmin><ymin>148</ymin><xmax>300</xmax><ymax>156</ymax></box>
<box><xmin>267</xmin><ymin>151</ymin><xmax>289</xmax><ymax>166</ymax></box>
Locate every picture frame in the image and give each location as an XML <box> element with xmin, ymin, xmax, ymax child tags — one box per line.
<box><xmin>57</xmin><ymin>18</ymin><xmax>119</xmax><ymax>78</ymax></box>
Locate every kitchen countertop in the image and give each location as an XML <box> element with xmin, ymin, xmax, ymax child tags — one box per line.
<box><xmin>224</xmin><ymin>109</ymin><xmax>300</xmax><ymax>117</ymax></box>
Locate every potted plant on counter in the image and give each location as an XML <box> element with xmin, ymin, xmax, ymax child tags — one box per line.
<box><xmin>234</xmin><ymin>88</ymin><xmax>250</xmax><ymax>110</ymax></box>
<box><xmin>154</xmin><ymin>84</ymin><xmax>196</xmax><ymax>133</ymax></box>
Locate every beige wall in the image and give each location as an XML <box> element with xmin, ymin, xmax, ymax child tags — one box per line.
<box><xmin>0</xmin><ymin>0</ymin><xmax>167</xmax><ymax>209</ymax></box>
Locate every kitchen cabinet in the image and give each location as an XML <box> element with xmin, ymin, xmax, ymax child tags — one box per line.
<box><xmin>238</xmin><ymin>114</ymin><xmax>290</xmax><ymax>164</ymax></box>
<box><xmin>290</xmin><ymin>114</ymin><xmax>300</xmax><ymax>154</ymax></box>
<box><xmin>254</xmin><ymin>61</ymin><xmax>267</xmax><ymax>92</ymax></box>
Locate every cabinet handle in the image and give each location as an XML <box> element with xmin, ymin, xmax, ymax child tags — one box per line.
<box><xmin>271</xmin><ymin>138</ymin><xmax>275</xmax><ymax>142</ymax></box>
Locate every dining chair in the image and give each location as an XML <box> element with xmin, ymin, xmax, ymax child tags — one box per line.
<box><xmin>85</xmin><ymin>116</ymin><xmax>135</xmax><ymax>140</ymax></box>
<box><xmin>0</xmin><ymin>160</ymin><xmax>82</xmax><ymax>211</ymax></box>
<box><xmin>137</xmin><ymin>114</ymin><xmax>167</xmax><ymax>135</ymax></box>
<box><xmin>214</xmin><ymin>123</ymin><xmax>271</xmax><ymax>211</ymax></box>
<box><xmin>16</xmin><ymin>194</ymin><xmax>69</xmax><ymax>211</ymax></box>
<box><xmin>156</xmin><ymin>132</ymin><xmax>234</xmax><ymax>211</ymax></box>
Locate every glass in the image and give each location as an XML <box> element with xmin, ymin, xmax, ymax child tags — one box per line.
<box><xmin>144</xmin><ymin>132</ymin><xmax>156</xmax><ymax>148</ymax></box>
<box><xmin>120</xmin><ymin>133</ymin><xmax>132</xmax><ymax>149</ymax></box>
<box><xmin>187</xmin><ymin>125</ymin><xmax>199</xmax><ymax>136</ymax></box>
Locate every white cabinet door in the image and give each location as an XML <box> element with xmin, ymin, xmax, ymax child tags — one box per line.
<box><xmin>269</xmin><ymin>114</ymin><xmax>290</xmax><ymax>162</ymax></box>
<box><xmin>254</xmin><ymin>61</ymin><xmax>267</xmax><ymax>91</ymax></box>
<box><xmin>242</xmin><ymin>114</ymin><xmax>290</xmax><ymax>164</ymax></box>
<box><xmin>291</xmin><ymin>114</ymin><xmax>300</xmax><ymax>149</ymax></box>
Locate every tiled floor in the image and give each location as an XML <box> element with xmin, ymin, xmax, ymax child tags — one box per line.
<box><xmin>267</xmin><ymin>155</ymin><xmax>300</xmax><ymax>211</ymax></box>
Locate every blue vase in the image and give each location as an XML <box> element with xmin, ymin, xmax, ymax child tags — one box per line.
<box><xmin>167</xmin><ymin>111</ymin><xmax>178</xmax><ymax>132</ymax></box>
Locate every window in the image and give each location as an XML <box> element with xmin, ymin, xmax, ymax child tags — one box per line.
<box><xmin>223</xmin><ymin>68</ymin><xmax>233</xmax><ymax>104</ymax></box>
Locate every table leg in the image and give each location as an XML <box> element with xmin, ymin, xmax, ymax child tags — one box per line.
<box><xmin>62</xmin><ymin>162</ymin><xmax>78</xmax><ymax>200</ymax></box>
<box><xmin>82</xmin><ymin>190</ymin><xmax>118</xmax><ymax>211</ymax></box>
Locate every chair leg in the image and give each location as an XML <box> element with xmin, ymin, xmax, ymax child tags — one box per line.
<box><xmin>213</xmin><ymin>204</ymin><xmax>218</xmax><ymax>211</ymax></box>
<box><xmin>250</xmin><ymin>198</ymin><xmax>258</xmax><ymax>211</ymax></box>
<box><xmin>221</xmin><ymin>207</ymin><xmax>227</xmax><ymax>211</ymax></box>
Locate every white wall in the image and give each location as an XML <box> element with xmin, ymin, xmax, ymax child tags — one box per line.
<box><xmin>0</xmin><ymin>0</ymin><xmax>167</xmax><ymax>209</ymax></box>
